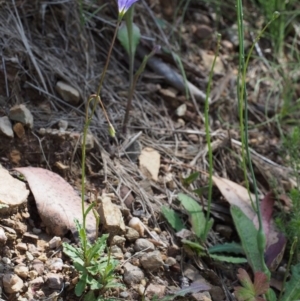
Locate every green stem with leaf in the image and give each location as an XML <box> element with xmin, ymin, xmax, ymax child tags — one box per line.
<box><xmin>236</xmin><ymin>0</ymin><xmax>279</xmax><ymax>278</ymax></box>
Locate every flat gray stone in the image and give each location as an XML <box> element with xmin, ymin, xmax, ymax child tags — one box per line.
<box><xmin>123</xmin><ymin>262</ymin><xmax>144</xmax><ymax>285</ymax></box>
<box><xmin>0</xmin><ymin>116</ymin><xmax>14</xmax><ymax>137</ymax></box>
<box><xmin>140</xmin><ymin>250</ymin><xmax>163</xmax><ymax>271</ymax></box>
<box><xmin>55</xmin><ymin>81</ymin><xmax>80</xmax><ymax>104</ymax></box>
<box><xmin>134</xmin><ymin>238</ymin><xmax>155</xmax><ymax>252</ymax></box>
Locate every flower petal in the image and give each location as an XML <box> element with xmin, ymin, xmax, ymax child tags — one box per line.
<box><xmin>118</xmin><ymin>0</ymin><xmax>139</xmax><ymax>15</ymax></box>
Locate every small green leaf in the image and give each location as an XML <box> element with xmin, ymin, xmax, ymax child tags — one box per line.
<box><xmin>161</xmin><ymin>206</ymin><xmax>185</xmax><ymax>231</ymax></box>
<box><xmin>75</xmin><ymin>272</ymin><xmax>88</xmax><ymax>296</ymax></box>
<box><xmin>63</xmin><ymin>243</ymin><xmax>83</xmax><ymax>262</ymax></box>
<box><xmin>230</xmin><ymin>206</ymin><xmax>263</xmax><ymax>273</ymax></box>
<box><xmin>182</xmin><ymin>239</ymin><xmax>206</xmax><ymax>256</ymax></box>
<box><xmin>84</xmin><ymin>290</ymin><xmax>96</xmax><ymax>301</ymax></box>
<box><xmin>74</xmin><ymin>219</ymin><xmax>86</xmax><ymax>248</ymax></box>
<box><xmin>193</xmin><ymin>186</ymin><xmax>209</xmax><ymax>197</ymax></box>
<box><xmin>89</xmin><ymin>278</ymin><xmax>104</xmax><ymax>290</ymax></box>
<box><xmin>281</xmin><ymin>263</ymin><xmax>300</xmax><ymax>301</ymax></box>
<box><xmin>117</xmin><ymin>22</ymin><xmax>141</xmax><ymax>56</ymax></box>
<box><xmin>209</xmin><ymin>254</ymin><xmax>247</xmax><ymax>264</ymax></box>
<box><xmin>86</xmin><ymin>234</ymin><xmax>109</xmax><ymax>263</ymax></box>
<box><xmin>203</xmin><ymin>218</ymin><xmax>214</xmax><ymax>240</ymax></box>
<box><xmin>178</xmin><ymin>193</ymin><xmax>206</xmax><ymax>239</ymax></box>
<box><xmin>73</xmin><ymin>262</ymin><xmax>86</xmax><ymax>273</ymax></box>
<box><xmin>208</xmin><ymin>242</ymin><xmax>245</xmax><ymax>255</ymax></box>
<box><xmin>183</xmin><ymin>172</ymin><xmax>199</xmax><ymax>186</ymax></box>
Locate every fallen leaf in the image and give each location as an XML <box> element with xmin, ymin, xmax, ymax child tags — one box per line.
<box><xmin>253</xmin><ymin>192</ymin><xmax>274</xmax><ymax>239</ymax></box>
<box><xmin>264</xmin><ymin>232</ymin><xmax>286</xmax><ymax>271</ymax></box>
<box><xmin>212</xmin><ymin>176</ymin><xmax>256</xmax><ymax>220</ymax></box>
<box><xmin>139</xmin><ymin>147</ymin><xmax>160</xmax><ymax>181</ymax></box>
<box><xmin>213</xmin><ymin>177</ymin><xmax>286</xmax><ymax>271</ymax></box>
<box><xmin>15</xmin><ymin>167</ymin><xmax>96</xmax><ymax>241</ymax></box>
<box><xmin>253</xmin><ymin>193</ymin><xmax>286</xmax><ymax>271</ymax></box>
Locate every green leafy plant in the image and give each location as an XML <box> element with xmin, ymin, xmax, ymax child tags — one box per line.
<box><xmin>162</xmin><ymin>194</ymin><xmax>247</xmax><ymax>264</ymax></box>
<box><xmin>63</xmin><ymin>227</ymin><xmax>122</xmax><ymax>300</ymax></box>
<box><xmin>63</xmin><ymin>1</ymin><xmax>141</xmax><ymax>299</ymax></box>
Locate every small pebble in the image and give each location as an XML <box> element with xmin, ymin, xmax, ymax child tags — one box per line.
<box><xmin>48</xmin><ymin>236</ymin><xmax>62</xmax><ymax>249</ymax></box>
<box><xmin>26</xmin><ymin>252</ymin><xmax>34</xmax><ymax>261</ymax></box>
<box><xmin>120</xmin><ymin>291</ymin><xmax>129</xmax><ymax>298</ymax></box>
<box><xmin>2</xmin><ymin>257</ymin><xmax>11</xmax><ymax>264</ymax></box>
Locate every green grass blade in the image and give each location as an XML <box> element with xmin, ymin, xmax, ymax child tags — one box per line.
<box><xmin>209</xmin><ymin>254</ymin><xmax>247</xmax><ymax>264</ymax></box>
<box><xmin>208</xmin><ymin>242</ymin><xmax>245</xmax><ymax>255</ymax></box>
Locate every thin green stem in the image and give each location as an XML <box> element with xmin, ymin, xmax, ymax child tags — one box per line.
<box><xmin>80</xmin><ymin>19</ymin><xmax>122</xmax><ymax>257</ymax></box>
<box><xmin>88</xmin><ymin>19</ymin><xmax>121</xmax><ymax>135</ymax></box>
<box><xmin>204</xmin><ymin>34</ymin><xmax>221</xmax><ymax>240</ymax></box>
<box><xmin>81</xmin><ymin>96</ymin><xmax>94</xmax><ymax>257</ymax></box>
<box><xmin>125</xmin><ymin>6</ymin><xmax>134</xmax><ymax>89</ymax></box>
<box><xmin>236</xmin><ymin>0</ymin><xmax>278</xmax><ymax>277</ymax></box>
<box><xmin>122</xmin><ymin>6</ymin><xmax>135</xmax><ymax>134</ymax></box>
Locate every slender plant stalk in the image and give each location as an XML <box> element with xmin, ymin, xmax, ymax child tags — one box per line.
<box><xmin>203</xmin><ymin>34</ymin><xmax>221</xmax><ymax>240</ymax></box>
<box><xmin>236</xmin><ymin>0</ymin><xmax>279</xmax><ymax>278</ymax></box>
<box><xmin>80</xmin><ymin>20</ymin><xmax>122</xmax><ymax>257</ymax></box>
<box><xmin>122</xmin><ymin>6</ymin><xmax>135</xmax><ymax>133</ymax></box>
<box><xmin>125</xmin><ymin>6</ymin><xmax>134</xmax><ymax>92</ymax></box>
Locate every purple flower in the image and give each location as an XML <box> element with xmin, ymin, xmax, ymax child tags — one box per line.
<box><xmin>118</xmin><ymin>0</ymin><xmax>139</xmax><ymax>17</ymax></box>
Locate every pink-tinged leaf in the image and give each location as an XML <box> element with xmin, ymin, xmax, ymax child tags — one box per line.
<box><xmin>235</xmin><ymin>269</ymin><xmax>269</xmax><ymax>301</ymax></box>
<box><xmin>235</xmin><ymin>286</ymin><xmax>255</xmax><ymax>301</ymax></box>
<box><xmin>212</xmin><ymin>176</ymin><xmax>256</xmax><ymax>221</ymax></box>
<box><xmin>265</xmin><ymin>232</ymin><xmax>286</xmax><ymax>271</ymax></box>
<box><xmin>253</xmin><ymin>272</ymin><xmax>269</xmax><ymax>295</ymax></box>
<box><xmin>253</xmin><ymin>192</ymin><xmax>275</xmax><ymax>239</ymax></box>
<box><xmin>15</xmin><ymin>167</ymin><xmax>96</xmax><ymax>240</ymax></box>
<box><xmin>237</xmin><ymin>269</ymin><xmax>255</xmax><ymax>292</ymax></box>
